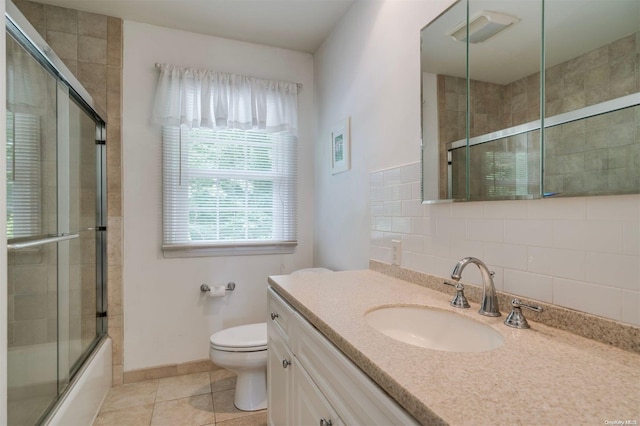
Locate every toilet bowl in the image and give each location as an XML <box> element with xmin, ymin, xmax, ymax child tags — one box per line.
<box><xmin>209</xmin><ymin>323</ymin><xmax>267</xmax><ymax>411</ymax></box>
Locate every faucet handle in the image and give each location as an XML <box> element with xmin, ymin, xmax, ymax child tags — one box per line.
<box><xmin>504</xmin><ymin>298</ymin><xmax>543</xmax><ymax>329</ymax></box>
<box><xmin>443</xmin><ymin>280</ymin><xmax>470</xmax><ymax>309</ymax></box>
<box><xmin>514</xmin><ymin>299</ymin><xmax>543</xmax><ymax>313</ymax></box>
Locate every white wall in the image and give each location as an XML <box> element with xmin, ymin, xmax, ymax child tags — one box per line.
<box><xmin>122</xmin><ymin>21</ymin><xmax>314</xmax><ymax>371</ymax></box>
<box><xmin>371</xmin><ymin>163</ymin><xmax>640</xmax><ymax>326</ymax></box>
<box><xmin>314</xmin><ymin>0</ymin><xmax>639</xmax><ymax>325</ymax></box>
<box><xmin>313</xmin><ymin>0</ymin><xmax>455</xmax><ymax>270</ymax></box>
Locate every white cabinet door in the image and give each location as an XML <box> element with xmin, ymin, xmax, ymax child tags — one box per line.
<box><xmin>293</xmin><ymin>361</ymin><xmax>343</xmax><ymax>426</ymax></box>
<box><xmin>267</xmin><ymin>327</ymin><xmax>293</xmax><ymax>425</ymax></box>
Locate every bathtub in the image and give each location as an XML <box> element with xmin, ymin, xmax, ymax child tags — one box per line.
<box><xmin>8</xmin><ymin>337</ymin><xmax>113</xmax><ymax>425</ymax></box>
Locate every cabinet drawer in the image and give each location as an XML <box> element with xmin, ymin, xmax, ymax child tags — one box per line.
<box><xmin>267</xmin><ymin>287</ymin><xmax>296</xmax><ymax>343</ymax></box>
<box><xmin>295</xmin><ymin>316</ymin><xmax>419</xmax><ymax>426</ymax></box>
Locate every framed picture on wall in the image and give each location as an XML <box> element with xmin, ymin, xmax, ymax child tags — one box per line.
<box><xmin>330</xmin><ymin>117</ymin><xmax>350</xmax><ymax>174</ymax></box>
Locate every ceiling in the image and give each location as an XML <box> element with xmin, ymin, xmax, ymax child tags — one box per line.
<box><xmin>32</xmin><ymin>0</ymin><xmax>356</xmax><ymax>53</ymax></box>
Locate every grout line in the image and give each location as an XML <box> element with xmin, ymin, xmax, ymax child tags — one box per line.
<box><xmin>148</xmin><ymin>401</ymin><xmax>155</xmax><ymax>426</ymax></box>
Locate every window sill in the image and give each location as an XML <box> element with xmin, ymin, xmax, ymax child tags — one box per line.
<box><xmin>162</xmin><ymin>241</ymin><xmax>296</xmax><ymax>258</ymax></box>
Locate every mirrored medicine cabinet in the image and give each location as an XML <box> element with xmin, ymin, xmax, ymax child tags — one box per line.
<box><xmin>421</xmin><ymin>0</ymin><xmax>640</xmax><ymax>203</ymax></box>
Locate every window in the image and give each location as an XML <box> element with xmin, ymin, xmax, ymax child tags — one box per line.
<box><xmin>6</xmin><ymin>111</ymin><xmax>42</xmax><ymax>239</ymax></box>
<box><xmin>162</xmin><ymin>126</ymin><xmax>297</xmax><ymax>256</ymax></box>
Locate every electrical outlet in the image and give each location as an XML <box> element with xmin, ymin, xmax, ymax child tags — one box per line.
<box><xmin>391</xmin><ymin>239</ymin><xmax>401</xmax><ymax>265</ymax></box>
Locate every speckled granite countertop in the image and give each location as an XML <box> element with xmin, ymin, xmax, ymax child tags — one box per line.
<box><xmin>268</xmin><ymin>270</ymin><xmax>640</xmax><ymax>425</ymax></box>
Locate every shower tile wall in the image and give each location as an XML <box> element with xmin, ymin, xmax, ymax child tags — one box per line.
<box><xmin>370</xmin><ymin>162</ymin><xmax>640</xmax><ymax>327</ymax></box>
<box><xmin>14</xmin><ymin>0</ymin><xmax>124</xmax><ymax>386</ymax></box>
<box><xmin>438</xmin><ymin>32</ymin><xmax>640</xmax><ymax>197</ymax></box>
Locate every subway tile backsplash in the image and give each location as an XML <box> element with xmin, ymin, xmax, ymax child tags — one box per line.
<box><xmin>370</xmin><ymin>162</ymin><xmax>640</xmax><ymax>326</ymax></box>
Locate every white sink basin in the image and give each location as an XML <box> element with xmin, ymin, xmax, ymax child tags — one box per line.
<box><xmin>365</xmin><ymin>306</ymin><xmax>504</xmax><ymax>353</ymax></box>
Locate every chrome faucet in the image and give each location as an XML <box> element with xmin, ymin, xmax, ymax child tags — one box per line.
<box><xmin>451</xmin><ymin>257</ymin><xmax>501</xmax><ymax>317</ymax></box>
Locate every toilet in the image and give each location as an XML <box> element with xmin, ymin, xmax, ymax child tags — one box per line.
<box><xmin>209</xmin><ymin>269</ymin><xmax>331</xmax><ymax>411</ymax></box>
<box><xmin>209</xmin><ymin>322</ymin><xmax>267</xmax><ymax>411</ymax></box>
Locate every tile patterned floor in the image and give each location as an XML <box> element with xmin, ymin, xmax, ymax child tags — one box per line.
<box><xmin>93</xmin><ymin>370</ymin><xmax>267</xmax><ymax>426</ymax></box>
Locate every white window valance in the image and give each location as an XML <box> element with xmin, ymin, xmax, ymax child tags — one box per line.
<box><xmin>152</xmin><ymin>63</ymin><xmax>299</xmax><ymax>136</ymax></box>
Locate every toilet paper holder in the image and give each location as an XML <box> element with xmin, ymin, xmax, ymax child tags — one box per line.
<box><xmin>200</xmin><ymin>282</ymin><xmax>236</xmax><ymax>293</ymax></box>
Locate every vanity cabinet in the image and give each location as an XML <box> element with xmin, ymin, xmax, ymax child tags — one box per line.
<box><xmin>267</xmin><ymin>287</ymin><xmax>418</xmax><ymax>426</ymax></box>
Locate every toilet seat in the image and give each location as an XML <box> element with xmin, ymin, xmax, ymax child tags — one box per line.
<box><xmin>210</xmin><ymin>323</ymin><xmax>267</xmax><ymax>352</ymax></box>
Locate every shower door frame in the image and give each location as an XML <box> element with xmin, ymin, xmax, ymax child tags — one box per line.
<box><xmin>5</xmin><ymin>0</ymin><xmax>108</xmax><ymax>421</ymax></box>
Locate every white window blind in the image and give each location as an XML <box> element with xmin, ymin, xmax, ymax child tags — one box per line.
<box><xmin>6</xmin><ymin>111</ymin><xmax>42</xmax><ymax>239</ymax></box>
<box><xmin>162</xmin><ymin>126</ymin><xmax>297</xmax><ymax>256</ymax></box>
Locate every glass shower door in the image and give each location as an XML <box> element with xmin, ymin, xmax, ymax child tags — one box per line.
<box><xmin>6</xmin><ymin>33</ymin><xmax>60</xmax><ymax>426</ymax></box>
<box><xmin>6</xmin><ymin>28</ymin><xmax>107</xmax><ymax>425</ymax></box>
<box><xmin>66</xmin><ymin>97</ymin><xmax>102</xmax><ymax>377</ymax></box>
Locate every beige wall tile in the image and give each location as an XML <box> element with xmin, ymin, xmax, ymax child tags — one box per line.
<box><xmin>583</xmin><ymin>45</ymin><xmax>608</xmax><ymax>70</ymax></box>
<box><xmin>78</xmin><ymin>35</ymin><xmax>107</xmax><ymax>64</ymax></box>
<box><xmin>107</xmin><ymin>194</ymin><xmax>122</xmax><ymax>217</ymax></box>
<box><xmin>13</xmin><ymin>319</ymin><xmax>47</xmax><ymax>345</ymax></box>
<box><xmin>112</xmin><ymin>364</ymin><xmax>123</xmax><ymax>387</ymax></box>
<box><xmin>76</xmin><ymin>61</ymin><xmax>107</xmax><ymax>95</ymax></box>
<box><xmin>45</xmin><ymin>4</ymin><xmax>77</xmax><ymax>34</ymax></box>
<box><xmin>107</xmin><ymin>165</ymin><xmax>122</xmax><ymax>206</ymax></box>
<box><xmin>8</xmin><ymin>323</ymin><xmax>14</xmax><ymax>346</ymax></box>
<box><xmin>13</xmin><ymin>265</ymin><xmax>47</xmax><ymax>294</ymax></box>
<box><xmin>14</xmin><ymin>293</ymin><xmax>47</xmax><ymax>321</ymax></box>
<box><xmin>107</xmin><ymin>67</ymin><xmax>122</xmax><ymax>119</ymax></box>
<box><xmin>46</xmin><ymin>30</ymin><xmax>77</xmax><ymax>61</ymax></box>
<box><xmin>107</xmin><ymin>17</ymin><xmax>122</xmax><ymax>68</ymax></box>
<box><xmin>610</xmin><ymin>34</ymin><xmax>635</xmax><ymax>60</ymax></box>
<box><xmin>107</xmin><ymin>265</ymin><xmax>122</xmax><ymax>316</ymax></box>
<box><xmin>109</xmin><ymin>323</ymin><xmax>123</xmax><ymax>365</ymax></box>
<box><xmin>14</xmin><ymin>0</ymin><xmax>46</xmax><ymax>37</ymax></box>
<box><xmin>107</xmin><ymin>217</ymin><xmax>122</xmax><ymax>267</ymax></box>
<box><xmin>78</xmin><ymin>11</ymin><xmax>107</xmax><ymax>39</ymax></box>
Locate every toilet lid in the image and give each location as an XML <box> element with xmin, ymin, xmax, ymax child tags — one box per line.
<box><xmin>210</xmin><ymin>323</ymin><xmax>267</xmax><ymax>351</ymax></box>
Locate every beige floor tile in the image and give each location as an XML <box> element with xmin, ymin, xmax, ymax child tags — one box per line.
<box><xmin>101</xmin><ymin>380</ymin><xmax>158</xmax><ymax>412</ymax></box>
<box><xmin>93</xmin><ymin>403</ymin><xmax>154</xmax><ymax>426</ymax></box>
<box><xmin>210</xmin><ymin>369</ymin><xmax>237</xmax><ymax>393</ymax></box>
<box><xmin>150</xmin><ymin>393</ymin><xmax>215</xmax><ymax>426</ymax></box>
<box><xmin>212</xmin><ymin>389</ymin><xmax>255</xmax><ymax>423</ymax></box>
<box><xmin>216</xmin><ymin>410</ymin><xmax>267</xmax><ymax>426</ymax></box>
<box><xmin>156</xmin><ymin>372</ymin><xmax>211</xmax><ymax>402</ymax></box>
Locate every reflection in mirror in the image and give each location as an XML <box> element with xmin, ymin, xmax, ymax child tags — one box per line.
<box><xmin>466</xmin><ymin>0</ymin><xmax>542</xmax><ymax>201</ymax></box>
<box><xmin>421</xmin><ymin>0</ymin><xmax>467</xmax><ymax>201</ymax></box>
<box><xmin>421</xmin><ymin>0</ymin><xmax>640</xmax><ymax>202</ymax></box>
<box><xmin>422</xmin><ymin>0</ymin><xmax>543</xmax><ymax>202</ymax></box>
<box><xmin>543</xmin><ymin>0</ymin><xmax>640</xmax><ymax>196</ymax></box>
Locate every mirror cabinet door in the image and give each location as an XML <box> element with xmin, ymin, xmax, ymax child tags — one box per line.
<box><xmin>543</xmin><ymin>0</ymin><xmax>640</xmax><ymax>197</ymax></box>
<box><xmin>421</xmin><ymin>0</ymin><xmax>467</xmax><ymax>201</ymax></box>
<box><xmin>421</xmin><ymin>0</ymin><xmax>640</xmax><ymax>202</ymax></box>
<box><xmin>467</xmin><ymin>0</ymin><xmax>542</xmax><ymax>201</ymax></box>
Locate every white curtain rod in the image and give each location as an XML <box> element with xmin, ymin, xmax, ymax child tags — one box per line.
<box><xmin>154</xmin><ymin>62</ymin><xmax>303</xmax><ymax>89</ymax></box>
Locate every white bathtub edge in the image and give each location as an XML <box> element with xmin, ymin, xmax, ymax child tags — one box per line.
<box><xmin>45</xmin><ymin>337</ymin><xmax>113</xmax><ymax>426</ymax></box>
